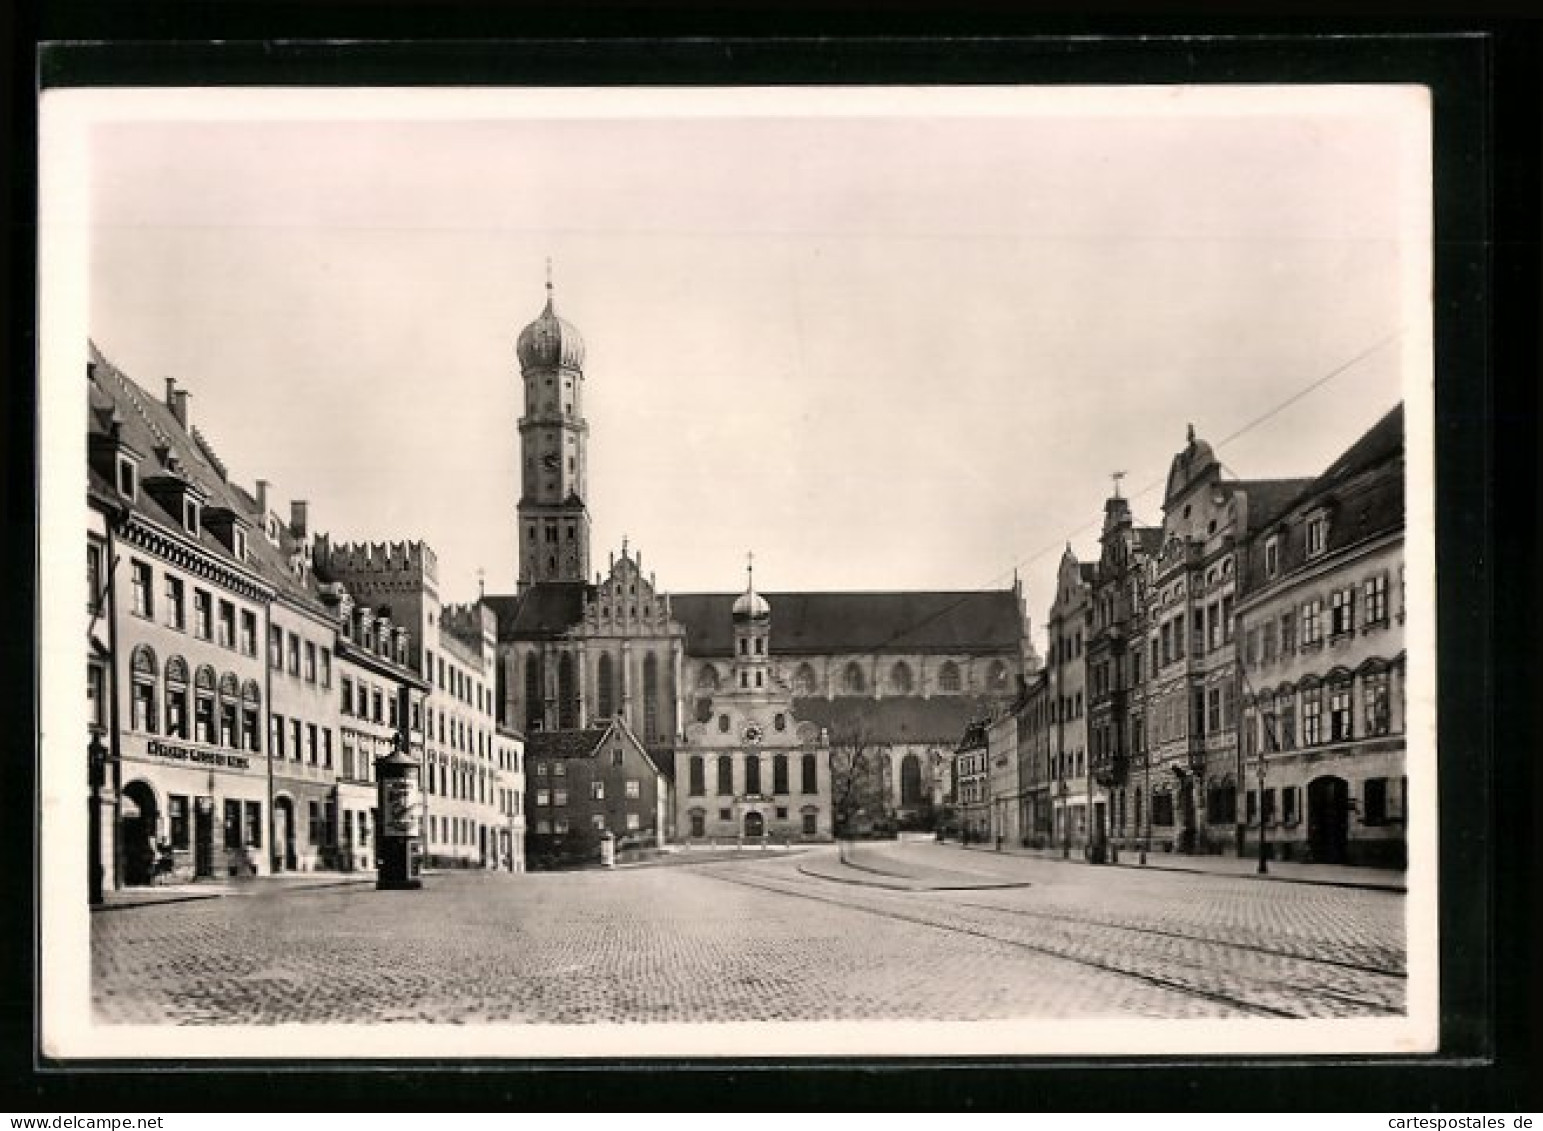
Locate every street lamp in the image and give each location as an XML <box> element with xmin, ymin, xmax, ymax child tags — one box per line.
<box><xmin>1256</xmin><ymin>730</ymin><xmax>1270</xmax><ymax>875</ymax></box>
<box><xmin>88</xmin><ymin>729</ymin><xmax>108</xmax><ymax>906</ymax></box>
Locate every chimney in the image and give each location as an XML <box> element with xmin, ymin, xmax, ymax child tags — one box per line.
<box><xmin>165</xmin><ymin>379</ymin><xmax>190</xmax><ymax>428</ymax></box>
<box><xmin>165</xmin><ymin>377</ymin><xmax>177</xmax><ymax>406</ymax></box>
<box><xmin>255</xmin><ymin>479</ymin><xmax>270</xmax><ymax>517</ymax></box>
<box><xmin>291</xmin><ymin>499</ymin><xmax>309</xmax><ymax>540</ymax></box>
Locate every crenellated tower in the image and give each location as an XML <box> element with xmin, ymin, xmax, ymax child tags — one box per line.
<box><xmin>516</xmin><ymin>268</ymin><xmax>592</xmax><ymax>590</ymax></box>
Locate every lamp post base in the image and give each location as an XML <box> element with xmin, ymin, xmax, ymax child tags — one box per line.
<box><xmin>377</xmin><ymin>876</ymin><xmax>423</xmax><ymax>891</ymax></box>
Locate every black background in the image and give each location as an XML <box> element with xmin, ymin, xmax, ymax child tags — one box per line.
<box><xmin>4</xmin><ymin>6</ymin><xmax>1538</xmax><ymax>1114</ymax></box>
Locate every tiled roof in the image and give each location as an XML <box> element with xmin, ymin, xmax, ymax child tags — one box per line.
<box><xmin>1233</xmin><ymin>478</ymin><xmax>1317</xmax><ymax>531</ymax></box>
<box><xmin>486</xmin><ymin>583</ymin><xmax>592</xmax><ymax>641</ymax></box>
<box><xmin>526</xmin><ymin>727</ymin><xmax>610</xmax><ymax>760</ymax></box>
<box><xmin>88</xmin><ymin>343</ymin><xmax>337</xmax><ymax>619</ymax></box>
<box><xmin>793</xmin><ymin>695</ymin><xmax>1004</xmax><ymax>746</ymax></box>
<box><xmin>1312</xmin><ymin>404</ymin><xmax>1404</xmax><ymax>492</ymax></box>
<box><xmin>670</xmin><ymin>590</ymin><xmax>1023</xmax><ymax>657</ymax></box>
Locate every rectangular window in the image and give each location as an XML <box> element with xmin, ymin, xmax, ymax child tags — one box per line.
<box><xmin>1301</xmin><ymin>599</ymin><xmax>1322</xmax><ymax>645</ymax></box>
<box><xmin>88</xmin><ymin>663</ymin><xmax>107</xmax><ymax>730</ymax></box>
<box><xmin>372</xmin><ymin>690</ymin><xmax>383</xmax><ymax>723</ymax></box>
<box><xmin>271</xmin><ymin>715</ymin><xmax>285</xmax><ymax>758</ymax></box>
<box><xmin>1244</xmin><ymin>627</ymin><xmax>1260</xmax><ymax>666</ymax></box>
<box><xmin>194</xmin><ymin>692</ymin><xmax>215</xmax><ymax>745</ymax></box>
<box><xmin>590</xmin><ymin>780</ymin><xmax>605</xmax><ymax>801</ymax></box>
<box><xmin>802</xmin><ymin>812</ymin><xmax>817</xmax><ymax>835</ymax></box>
<box><xmin>130</xmin><ymin>560</ymin><xmax>154</xmax><ymax>618</ymax></box>
<box><xmin>220</xmin><ymin>701</ymin><xmax>237</xmax><ymax>747</ymax></box>
<box><xmin>240</xmin><ymin>610</ymin><xmax>257</xmax><ymax>655</ymax></box>
<box><xmin>625</xmin><ymin>812</ymin><xmax>640</xmax><ymax>831</ymax></box>
<box><xmin>553</xmin><ymin>761</ymin><xmax>566</xmax><ymax>777</ymax></box>
<box><xmin>1262</xmin><ymin>619</ymin><xmax>1277</xmax><ymax>665</ymax></box>
<box><xmin>1191</xmin><ymin>610</ymin><xmax>1205</xmax><ymax>657</ymax></box>
<box><xmin>307</xmin><ymin>723</ymin><xmax>319</xmax><ymax>765</ymax></box>
<box><xmin>1302</xmin><ymin>696</ymin><xmax>1322</xmax><ymax>746</ymax></box>
<box><xmin>1280</xmin><ymin>610</ymin><xmax>1296</xmax><ymax>653</ymax></box>
<box><xmin>1330</xmin><ymin>587</ymin><xmax>1356</xmax><ymax>637</ymax></box>
<box><xmin>1363</xmin><ymin>777</ymin><xmax>1389</xmax><ymax>825</ymax></box>
<box><xmin>87</xmin><ymin>540</ymin><xmax>104</xmax><ymax>612</ymax></box>
<box><xmin>1283</xmin><ymin>786</ymin><xmax>1300</xmax><ymax>826</ymax></box>
<box><xmin>291</xmin><ymin>719</ymin><xmax>302</xmax><ymax>762</ymax></box>
<box><xmin>1207</xmin><ymin>687</ymin><xmax>1222</xmax><ymax>734</ymax></box>
<box><xmin>168</xmin><ymin>795</ymin><xmax>190</xmax><ymax>850</ymax></box>
<box><xmin>1364</xmin><ymin>574</ymin><xmax>1389</xmax><ymax>626</ymax></box>
<box><xmin>287</xmin><ymin>633</ymin><xmax>300</xmax><ymax>675</ymax></box>
<box><xmin>554</xmin><ymin>818</ymin><xmax>569</xmax><ymax>835</ymax></box>
<box><xmin>245</xmin><ymin>800</ymin><xmax>263</xmax><ymax>847</ymax></box>
<box><xmin>1329</xmin><ymin>685</ymin><xmax>1353</xmax><ymax>742</ymax></box>
<box><xmin>243</xmin><ymin>705</ymin><xmax>259</xmax><ymax>752</ymax></box>
<box><xmin>341</xmin><ymin>677</ymin><xmax>353</xmax><ymax>716</ymax></box>
<box><xmin>269</xmin><ymin>625</ymin><xmax>283</xmax><ymax>668</ymax></box>
<box><xmin>1364</xmin><ymin>670</ymin><xmax>1392</xmax><ymax>736</ymax></box>
<box><xmin>536</xmin><ymin>820</ymin><xmax>552</xmax><ymax>835</ymax></box>
<box><xmin>1207</xmin><ymin>601</ymin><xmax>1221</xmax><ymax>650</ymax></box>
<box><xmin>554</xmin><ymin>790</ymin><xmax>568</xmax><ymax>807</ymax></box>
<box><xmin>305</xmin><ymin>641</ymin><xmax>317</xmax><ymax>683</ymax></box>
<box><xmin>322</xmin><ymin>729</ymin><xmax>333</xmax><ymax>769</ymax></box>
<box><xmin>188</xmin><ymin>589</ymin><xmax>208</xmax><ymax>640</ymax></box>
<box><xmin>217</xmin><ymin>600</ymin><xmax>235</xmax><ymax>648</ymax></box>
<box><xmin>320</xmin><ymin>648</ymin><xmax>331</xmax><ymax>688</ymax></box>
<box><xmin>1264</xmin><ymin>536</ymin><xmax>1280</xmax><ymax>579</ymax></box>
<box><xmin>1306</xmin><ymin>515</ymin><xmax>1327</xmax><ymax>557</ymax></box>
<box><xmin>625</xmin><ymin>779</ymin><xmax>640</xmax><ymax>799</ymax></box>
<box><xmin>1221</xmin><ymin>595</ymin><xmax>1234</xmax><ymax>642</ymax></box>
<box><xmin>164</xmin><ymin>576</ymin><xmax>185</xmax><ymax>630</ymax></box>
<box><xmin>591</xmin><ymin>814</ymin><xmax>606</xmax><ymax>831</ymax></box>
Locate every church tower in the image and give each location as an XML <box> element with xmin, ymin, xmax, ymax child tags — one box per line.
<box><xmin>731</xmin><ymin>554</ymin><xmax>773</xmax><ymax>693</ymax></box>
<box><xmin>516</xmin><ymin>270</ymin><xmax>592</xmax><ymax>590</ymax></box>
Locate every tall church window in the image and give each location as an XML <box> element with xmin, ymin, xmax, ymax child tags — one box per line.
<box><xmin>688</xmin><ymin>756</ymin><xmax>705</xmax><ymax>796</ymax></box>
<box><xmin>901</xmin><ymin>754</ymin><xmax>923</xmax><ymax>806</ymax></box>
<box><xmin>842</xmin><ymin>663</ymin><xmax>865</xmax><ymax>695</ymax></box>
<box><xmin>643</xmin><ymin>653</ymin><xmax>660</xmax><ymax>742</ymax></box>
<box><xmin>558</xmin><ymin>654</ymin><xmax>577</xmax><ymax>729</ymax></box>
<box><xmin>744</xmin><ymin>755</ymin><xmax>762</xmax><ymax>796</ymax></box>
<box><xmin>938</xmin><ymin>661</ymin><xmax>962</xmax><ymax>693</ymax></box>
<box><xmin>698</xmin><ymin>665</ymin><xmax>719</xmax><ymax>693</ymax></box>
<box><xmin>524</xmin><ymin>653</ymin><xmax>543</xmax><ymax>732</ymax></box>
<box><xmin>793</xmin><ymin>664</ymin><xmax>817</xmax><ymax>696</ymax></box>
<box><xmin>889</xmin><ymin>662</ymin><xmax>913</xmax><ymax>695</ymax></box>
<box><xmin>597</xmin><ymin>653</ymin><xmax>616</xmax><ymax>719</ymax></box>
<box><xmin>716</xmin><ymin>755</ymin><xmax>733</xmax><ymax>796</ymax></box>
<box><xmin>773</xmin><ymin>754</ymin><xmax>789</xmax><ymax>794</ymax></box>
<box><xmin>801</xmin><ymin>753</ymin><xmax>819</xmax><ymax>794</ymax></box>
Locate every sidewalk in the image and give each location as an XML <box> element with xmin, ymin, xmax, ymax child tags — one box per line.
<box><xmin>96</xmin><ymin>871</ymin><xmax>377</xmax><ymax>911</ymax></box>
<box><xmin>939</xmin><ymin>839</ymin><xmax>1406</xmax><ymax>893</ymax></box>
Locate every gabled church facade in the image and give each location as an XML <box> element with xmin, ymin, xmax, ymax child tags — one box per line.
<box><xmin>487</xmin><ymin>281</ymin><xmax>1037</xmax><ymax>842</ymax></box>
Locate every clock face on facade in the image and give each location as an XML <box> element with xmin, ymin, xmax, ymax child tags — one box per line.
<box><xmin>542</xmin><ymin>452</ymin><xmax>560</xmax><ymax>471</ymax></box>
<box><xmin>743</xmin><ymin>722</ymin><xmax>764</xmax><ymax>745</ymax></box>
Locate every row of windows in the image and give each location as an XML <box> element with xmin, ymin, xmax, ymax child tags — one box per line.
<box><xmin>1263</xmin><ymin>511</ymin><xmax>1333</xmax><ymax>577</ymax></box>
<box><xmin>685</xmin><ymin>810</ymin><xmax>819</xmax><ymax>837</ymax></box>
<box><xmin>268</xmin><ymin>624</ymin><xmax>333</xmax><ymax>688</ymax></box>
<box><xmin>1244</xmin><ymin>574</ymin><xmax>1396</xmax><ymax>667</ymax></box>
<box><xmin>426</xmin><ymin>813</ymin><xmax>502</xmax><ymax>846</ymax></box>
<box><xmin>425</xmin><ymin>648</ymin><xmax>490</xmax><ymax>714</ymax></box>
<box><xmin>779</xmin><ymin>659</ymin><xmax>1003</xmax><ymax>696</ymax></box>
<box><xmin>1243</xmin><ymin>666</ymin><xmax>1401</xmax><ymax>751</ymax></box>
<box><xmin>424</xmin><ymin>755</ymin><xmax>501</xmax><ymax>805</ymax></box>
<box><xmin>128</xmin><ymin>558</ymin><xmax>261</xmax><ymax>657</ymax></box>
<box><xmin>686</xmin><ymin>752</ymin><xmax>818</xmax><ymax>797</ymax></box>
<box><xmin>533</xmin><ymin>812</ymin><xmax>643</xmax><ymax>836</ymax></box>
<box><xmin>1155</xmin><ymin>595</ymin><xmax>1236</xmax><ymax>669</ymax></box>
<box><xmin>128</xmin><ymin>646</ymin><xmax>263</xmax><ymax>750</ymax></box>
<box><xmin>159</xmin><ymin>796</ymin><xmax>264</xmax><ymax>852</ymax></box>
<box><xmin>269</xmin><ymin>714</ymin><xmax>334</xmax><ymax>769</ymax></box>
<box><xmin>533</xmin><ymin>779</ymin><xmax>642</xmax><ymax>806</ymax></box>
<box><xmin>340</xmin><ymin>675</ymin><xmax>392</xmax><ymax>726</ymax></box>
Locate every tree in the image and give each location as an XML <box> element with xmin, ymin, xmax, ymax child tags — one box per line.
<box><xmin>828</xmin><ymin>714</ymin><xmax>892</xmax><ymax>837</ymax></box>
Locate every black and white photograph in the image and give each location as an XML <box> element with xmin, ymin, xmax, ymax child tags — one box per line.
<box><xmin>38</xmin><ymin>81</ymin><xmax>1437</xmax><ymax>1060</ymax></box>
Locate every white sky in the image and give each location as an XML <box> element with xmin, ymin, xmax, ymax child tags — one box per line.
<box><xmin>74</xmin><ymin>86</ymin><xmax>1429</xmax><ymax>646</ymax></box>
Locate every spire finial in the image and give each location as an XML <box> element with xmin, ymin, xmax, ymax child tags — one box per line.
<box><xmin>477</xmin><ymin>566</ymin><xmax>486</xmax><ymax>598</ymax></box>
<box><xmin>1111</xmin><ymin>470</ymin><xmax>1125</xmax><ymax>498</ymax></box>
<box><xmin>622</xmin><ymin>534</ymin><xmax>629</xmax><ymax>558</ymax></box>
<box><xmin>545</xmin><ymin>257</ymin><xmax>553</xmax><ymax>293</ymax></box>
<box><xmin>746</xmin><ymin>550</ymin><xmax>754</xmax><ymax>591</ymax></box>
<box><xmin>1186</xmin><ymin>422</ymin><xmax>1196</xmax><ymax>444</ymax></box>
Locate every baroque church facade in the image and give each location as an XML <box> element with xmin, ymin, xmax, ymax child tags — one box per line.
<box><xmin>487</xmin><ymin>281</ymin><xmax>1036</xmax><ymax>842</ymax></box>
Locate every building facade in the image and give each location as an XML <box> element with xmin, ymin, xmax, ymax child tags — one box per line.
<box><xmin>953</xmin><ymin>720</ymin><xmax>990</xmax><ymax>843</ymax></box>
<box><xmin>1046</xmin><ymin>548</ymin><xmax>1093</xmax><ymax>853</ymax></box>
<box><xmin>1236</xmin><ymin>406</ymin><xmax>1406</xmax><ymax>867</ymax></box>
<box><xmin>524</xmin><ymin>717</ymin><xmax>669</xmax><ymax>868</ymax></box>
<box><xmin>487</xmin><ymin>286</ymin><xmax>1033</xmax><ymax>843</ymax></box>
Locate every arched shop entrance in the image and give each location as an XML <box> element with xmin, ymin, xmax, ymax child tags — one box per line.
<box><xmin>743</xmin><ymin>811</ymin><xmax>765</xmax><ymax>840</ymax></box>
<box><xmin>120</xmin><ymin>780</ymin><xmax>158</xmax><ymax>886</ymax></box>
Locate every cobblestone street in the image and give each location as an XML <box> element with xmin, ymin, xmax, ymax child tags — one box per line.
<box><xmin>92</xmin><ymin>843</ymin><xmax>1406</xmax><ymax>1025</ymax></box>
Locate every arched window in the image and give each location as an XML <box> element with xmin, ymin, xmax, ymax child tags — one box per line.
<box><xmin>988</xmin><ymin>660</ymin><xmax>1009</xmax><ymax>690</ymax></box>
<box><xmin>938</xmin><ymin>661</ymin><xmax>962</xmax><ymax>693</ymax></box>
<box><xmin>842</xmin><ymin>662</ymin><xmax>866</xmax><ymax>694</ymax></box>
<box><xmin>524</xmin><ymin>652</ymin><xmax>543</xmax><ymax>732</ymax></box>
<box><xmin>643</xmin><ymin>652</ymin><xmax>660</xmax><ymax>741</ymax></box>
<box><xmin>716</xmin><ymin>754</ymin><xmax>734</xmax><ymax>796</ymax></box>
<box><xmin>164</xmin><ymin>655</ymin><xmax>188</xmax><ymax>739</ymax></box>
<box><xmin>801</xmin><ymin>752</ymin><xmax>819</xmax><ymax>794</ymax></box>
<box><xmin>698</xmin><ymin>664</ymin><xmax>719</xmax><ymax>693</ymax></box>
<box><xmin>900</xmin><ymin>753</ymin><xmax>923</xmax><ymax>806</ymax></box>
<box><xmin>792</xmin><ymin>664</ymin><xmax>817</xmax><ymax>696</ymax></box>
<box><xmin>889</xmin><ymin>661</ymin><xmax>913</xmax><ymax>695</ymax></box>
<box><xmin>773</xmin><ymin>753</ymin><xmax>789</xmax><ymax>794</ymax></box>
<box><xmin>241</xmin><ymin>680</ymin><xmax>262</xmax><ymax>752</ymax></box>
<box><xmin>688</xmin><ymin>755</ymin><xmax>705</xmax><ymax>796</ymax></box>
<box><xmin>596</xmin><ymin>652</ymin><xmax>616</xmax><ymax>720</ymax></box>
<box><xmin>193</xmin><ymin>665</ymin><xmax>217</xmax><ymax>745</ymax></box>
<box><xmin>218</xmin><ymin>672</ymin><xmax>241</xmax><ymax>747</ymax></box>
<box><xmin>558</xmin><ymin>653</ymin><xmax>577</xmax><ymax>728</ymax></box>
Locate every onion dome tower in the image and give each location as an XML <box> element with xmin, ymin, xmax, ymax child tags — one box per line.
<box><xmin>516</xmin><ymin>263</ymin><xmax>592</xmax><ymax>590</ymax></box>
<box><xmin>731</xmin><ymin>553</ymin><xmax>773</xmax><ymax>692</ymax></box>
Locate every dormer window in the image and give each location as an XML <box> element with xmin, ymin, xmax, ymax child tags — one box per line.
<box><xmin>1305</xmin><ymin>512</ymin><xmax>1329</xmax><ymax>559</ymax></box>
<box><xmin>183</xmin><ymin>498</ymin><xmax>200</xmax><ymax>535</ymax></box>
<box><xmin>233</xmin><ymin>529</ymin><xmax>246</xmax><ymax>560</ymax></box>
<box><xmin>1264</xmin><ymin>535</ymin><xmax>1280</xmax><ymax>579</ymax></box>
<box><xmin>116</xmin><ymin>455</ymin><xmax>138</xmax><ymax>501</ymax></box>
